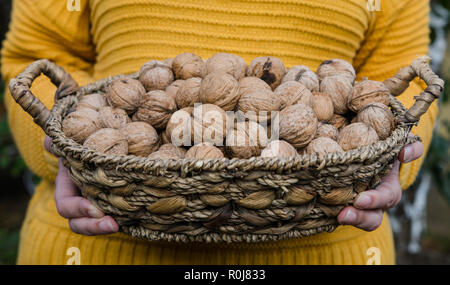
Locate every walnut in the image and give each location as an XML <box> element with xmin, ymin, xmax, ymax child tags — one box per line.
<box><xmin>320</xmin><ymin>75</ymin><xmax>353</xmax><ymax>115</ymax></box>
<box><xmin>281</xmin><ymin>65</ymin><xmax>319</xmax><ymax>92</ymax></box>
<box><xmin>76</xmin><ymin>93</ymin><xmax>108</xmax><ymax>112</ymax></box>
<box><xmin>148</xmin><ymin>149</ymin><xmax>181</xmax><ymax>159</ymax></box>
<box><xmin>163</xmin><ymin>58</ymin><xmax>174</xmax><ymax>67</ymax></box>
<box><xmin>316</xmin><ymin>59</ymin><xmax>356</xmax><ymax>83</ymax></box>
<box><xmin>98</xmin><ymin>106</ymin><xmax>131</xmax><ymax>129</ymax></box>
<box><xmin>175</xmin><ymin>77</ymin><xmax>202</xmax><ymax>108</ymax></box>
<box><xmin>83</xmin><ymin>128</ymin><xmax>128</xmax><ymax>155</ymax></box>
<box><xmin>139</xmin><ymin>64</ymin><xmax>174</xmax><ymax>91</ymax></box>
<box><xmin>106</xmin><ymin>78</ymin><xmax>145</xmax><ymax>114</ymax></box>
<box><xmin>348</xmin><ymin>79</ymin><xmax>390</xmax><ymax>113</ymax></box>
<box><xmin>185</xmin><ymin>142</ymin><xmax>225</xmax><ymax>159</ymax></box>
<box><xmin>246</xmin><ymin>56</ymin><xmax>287</xmax><ymax>89</ymax></box>
<box><xmin>238</xmin><ymin>76</ymin><xmax>272</xmax><ymax>98</ymax></box>
<box><xmin>199</xmin><ymin>72</ymin><xmax>240</xmax><ymax>111</ymax></box>
<box><xmin>121</xmin><ymin>122</ymin><xmax>159</xmax><ymax>156</ymax></box>
<box><xmin>337</xmin><ymin>123</ymin><xmax>379</xmax><ymax>151</ymax></box>
<box><xmin>328</xmin><ymin>114</ymin><xmax>349</xmax><ymax>130</ymax></box>
<box><xmin>260</xmin><ymin>140</ymin><xmax>297</xmax><ymax>158</ymax></box>
<box><xmin>62</xmin><ymin>108</ymin><xmax>102</xmax><ymax>144</ymax></box>
<box><xmin>140</xmin><ymin>60</ymin><xmax>171</xmax><ymax>72</ymax></box>
<box><xmin>226</xmin><ymin>121</ymin><xmax>268</xmax><ymax>158</ymax></box>
<box><xmin>204</xmin><ymin>53</ymin><xmax>247</xmax><ymax>80</ymax></box>
<box><xmin>192</xmin><ymin>104</ymin><xmax>228</xmax><ymax>145</ymax></box>
<box><xmin>314</xmin><ymin>123</ymin><xmax>339</xmax><ymax>140</ymax></box>
<box><xmin>237</xmin><ymin>88</ymin><xmax>281</xmax><ymax>122</ymax></box>
<box><xmin>355</xmin><ymin>102</ymin><xmax>395</xmax><ymax>140</ymax></box>
<box><xmin>158</xmin><ymin>143</ymin><xmax>187</xmax><ymax>158</ymax></box>
<box><xmin>278</xmin><ymin>103</ymin><xmax>318</xmax><ymax>148</ymax></box>
<box><xmin>306</xmin><ymin>137</ymin><xmax>343</xmax><ymax>156</ymax></box>
<box><xmin>312</xmin><ymin>92</ymin><xmax>334</xmax><ymax>122</ymax></box>
<box><xmin>172</xmin><ymin>53</ymin><xmax>205</xmax><ymax>79</ymax></box>
<box><xmin>165</xmin><ymin>107</ymin><xmax>194</xmax><ymax>147</ymax></box>
<box><xmin>165</xmin><ymin>79</ymin><xmax>185</xmax><ymax>101</ymax></box>
<box><xmin>133</xmin><ymin>90</ymin><xmax>177</xmax><ymax>129</ymax></box>
<box><xmin>274</xmin><ymin>81</ymin><xmax>314</xmax><ymax>109</ymax></box>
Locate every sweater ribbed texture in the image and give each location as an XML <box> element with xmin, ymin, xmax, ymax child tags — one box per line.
<box><xmin>1</xmin><ymin>0</ymin><xmax>435</xmax><ymax>265</ymax></box>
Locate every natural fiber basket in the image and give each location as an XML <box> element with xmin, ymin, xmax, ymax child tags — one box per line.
<box><xmin>9</xmin><ymin>56</ymin><xmax>443</xmax><ymax>243</ymax></box>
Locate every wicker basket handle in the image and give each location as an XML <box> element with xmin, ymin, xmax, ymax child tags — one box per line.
<box><xmin>8</xmin><ymin>59</ymin><xmax>79</xmax><ymax>132</ymax></box>
<box><xmin>384</xmin><ymin>56</ymin><xmax>444</xmax><ymax>123</ymax></box>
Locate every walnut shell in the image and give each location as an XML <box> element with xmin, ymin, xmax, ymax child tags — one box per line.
<box><xmin>238</xmin><ymin>76</ymin><xmax>272</xmax><ymax>98</ymax></box>
<box><xmin>140</xmin><ymin>60</ymin><xmax>171</xmax><ymax>72</ymax></box>
<box><xmin>320</xmin><ymin>75</ymin><xmax>353</xmax><ymax>115</ymax></box>
<box><xmin>337</xmin><ymin>123</ymin><xmax>379</xmax><ymax>151</ymax></box>
<box><xmin>199</xmin><ymin>72</ymin><xmax>240</xmax><ymax>111</ymax></box>
<box><xmin>246</xmin><ymin>56</ymin><xmax>287</xmax><ymax>90</ymax></box>
<box><xmin>278</xmin><ymin>103</ymin><xmax>318</xmax><ymax>148</ymax></box>
<box><xmin>185</xmin><ymin>142</ymin><xmax>224</xmax><ymax>159</ymax></box>
<box><xmin>133</xmin><ymin>90</ymin><xmax>177</xmax><ymax>130</ymax></box>
<box><xmin>237</xmin><ymin>88</ymin><xmax>281</xmax><ymax>122</ymax></box>
<box><xmin>106</xmin><ymin>78</ymin><xmax>145</xmax><ymax>114</ymax></box>
<box><xmin>175</xmin><ymin>77</ymin><xmax>202</xmax><ymax>108</ymax></box>
<box><xmin>165</xmin><ymin>107</ymin><xmax>194</xmax><ymax>147</ymax></box>
<box><xmin>148</xmin><ymin>148</ymin><xmax>184</xmax><ymax>159</ymax></box>
<box><xmin>76</xmin><ymin>93</ymin><xmax>108</xmax><ymax>112</ymax></box>
<box><xmin>355</xmin><ymin>102</ymin><xmax>395</xmax><ymax>140</ymax></box>
<box><xmin>172</xmin><ymin>53</ymin><xmax>205</xmax><ymax>79</ymax></box>
<box><xmin>315</xmin><ymin>123</ymin><xmax>339</xmax><ymax>140</ymax></box>
<box><xmin>62</xmin><ymin>108</ymin><xmax>102</xmax><ymax>144</ymax></box>
<box><xmin>274</xmin><ymin>81</ymin><xmax>314</xmax><ymax>109</ymax></box>
<box><xmin>121</xmin><ymin>122</ymin><xmax>159</xmax><ymax>157</ymax></box>
<box><xmin>328</xmin><ymin>114</ymin><xmax>349</xmax><ymax>129</ymax></box>
<box><xmin>165</xmin><ymin>79</ymin><xmax>185</xmax><ymax>101</ymax></box>
<box><xmin>260</xmin><ymin>140</ymin><xmax>297</xmax><ymax>158</ymax></box>
<box><xmin>139</xmin><ymin>65</ymin><xmax>174</xmax><ymax>91</ymax></box>
<box><xmin>312</xmin><ymin>92</ymin><xmax>334</xmax><ymax>122</ymax></box>
<box><xmin>98</xmin><ymin>106</ymin><xmax>131</xmax><ymax>129</ymax></box>
<box><xmin>192</xmin><ymin>104</ymin><xmax>228</xmax><ymax>145</ymax></box>
<box><xmin>281</xmin><ymin>65</ymin><xmax>319</xmax><ymax>92</ymax></box>
<box><xmin>348</xmin><ymin>80</ymin><xmax>390</xmax><ymax>112</ymax></box>
<box><xmin>158</xmin><ymin>143</ymin><xmax>187</xmax><ymax>158</ymax></box>
<box><xmin>204</xmin><ymin>53</ymin><xmax>247</xmax><ymax>80</ymax></box>
<box><xmin>316</xmin><ymin>59</ymin><xmax>356</xmax><ymax>83</ymax></box>
<box><xmin>306</xmin><ymin>137</ymin><xmax>343</xmax><ymax>156</ymax></box>
<box><xmin>226</xmin><ymin>121</ymin><xmax>268</xmax><ymax>158</ymax></box>
<box><xmin>83</xmin><ymin>128</ymin><xmax>128</xmax><ymax>155</ymax></box>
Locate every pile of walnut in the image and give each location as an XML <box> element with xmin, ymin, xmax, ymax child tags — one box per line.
<box><xmin>62</xmin><ymin>53</ymin><xmax>396</xmax><ymax>160</ymax></box>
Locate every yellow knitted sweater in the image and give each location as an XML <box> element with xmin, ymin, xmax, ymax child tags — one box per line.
<box><xmin>1</xmin><ymin>0</ymin><xmax>437</xmax><ymax>265</ymax></box>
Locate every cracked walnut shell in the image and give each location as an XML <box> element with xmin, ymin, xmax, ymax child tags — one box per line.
<box><xmin>247</xmin><ymin>56</ymin><xmax>287</xmax><ymax>90</ymax></box>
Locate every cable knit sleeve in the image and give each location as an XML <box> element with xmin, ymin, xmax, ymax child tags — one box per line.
<box><xmin>353</xmin><ymin>0</ymin><xmax>436</xmax><ymax>190</ymax></box>
<box><xmin>1</xmin><ymin>0</ymin><xmax>95</xmax><ymax>181</ymax></box>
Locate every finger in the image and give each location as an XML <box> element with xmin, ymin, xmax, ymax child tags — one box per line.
<box><xmin>44</xmin><ymin>136</ymin><xmax>57</xmax><ymax>156</ymax></box>
<box><xmin>353</xmin><ymin>161</ymin><xmax>402</xmax><ymax>210</ymax></box>
<box><xmin>68</xmin><ymin>216</ymin><xmax>119</xmax><ymax>236</ymax></box>
<box><xmin>399</xmin><ymin>141</ymin><xmax>423</xmax><ymax>163</ymax></box>
<box><xmin>55</xmin><ymin>159</ymin><xmax>104</xmax><ymax>219</ymax></box>
<box><xmin>337</xmin><ymin>206</ymin><xmax>383</xmax><ymax>231</ymax></box>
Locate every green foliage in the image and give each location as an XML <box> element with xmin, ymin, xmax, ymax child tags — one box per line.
<box><xmin>424</xmin><ymin>121</ymin><xmax>450</xmax><ymax>203</ymax></box>
<box><xmin>0</xmin><ymin>81</ymin><xmax>26</xmax><ymax>178</ymax></box>
<box><xmin>0</xmin><ymin>229</ymin><xmax>19</xmax><ymax>265</ymax></box>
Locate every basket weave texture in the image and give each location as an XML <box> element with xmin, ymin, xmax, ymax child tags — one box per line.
<box><xmin>9</xmin><ymin>57</ymin><xmax>443</xmax><ymax>243</ymax></box>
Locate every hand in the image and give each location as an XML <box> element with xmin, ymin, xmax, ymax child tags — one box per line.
<box><xmin>44</xmin><ymin>136</ymin><xmax>119</xmax><ymax>236</ymax></box>
<box><xmin>337</xmin><ymin>139</ymin><xmax>424</xmax><ymax>231</ymax></box>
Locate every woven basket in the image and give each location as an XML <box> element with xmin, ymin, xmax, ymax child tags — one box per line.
<box><xmin>9</xmin><ymin>57</ymin><xmax>443</xmax><ymax>243</ymax></box>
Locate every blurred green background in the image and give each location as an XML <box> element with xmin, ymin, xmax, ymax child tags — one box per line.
<box><xmin>0</xmin><ymin>0</ymin><xmax>449</xmax><ymax>265</ymax></box>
